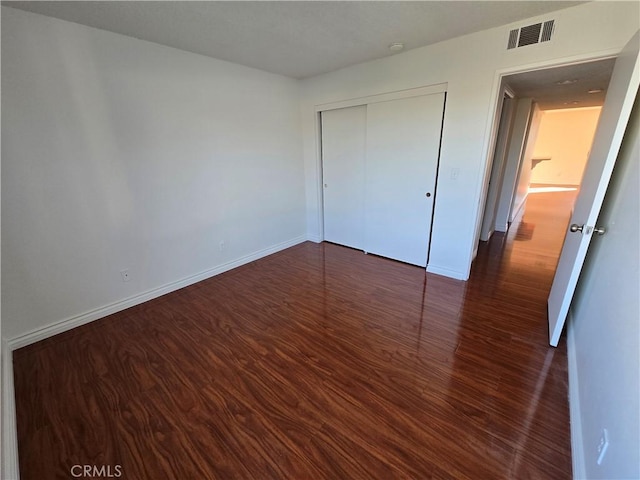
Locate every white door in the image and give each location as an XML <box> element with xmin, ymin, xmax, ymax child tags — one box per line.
<box><xmin>548</xmin><ymin>31</ymin><xmax>639</xmax><ymax>346</ymax></box>
<box><xmin>364</xmin><ymin>93</ymin><xmax>445</xmax><ymax>267</ymax></box>
<box><xmin>321</xmin><ymin>105</ymin><xmax>367</xmax><ymax>249</ymax></box>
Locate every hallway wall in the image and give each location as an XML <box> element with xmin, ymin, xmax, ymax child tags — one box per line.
<box><xmin>531</xmin><ymin>107</ymin><xmax>602</xmax><ymax>186</ymax></box>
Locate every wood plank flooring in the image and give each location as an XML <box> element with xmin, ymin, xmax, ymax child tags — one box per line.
<box><xmin>13</xmin><ymin>191</ymin><xmax>575</xmax><ymax>479</ymax></box>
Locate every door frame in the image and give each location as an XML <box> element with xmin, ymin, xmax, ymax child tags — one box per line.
<box><xmin>473</xmin><ymin>49</ymin><xmax>621</xmax><ymax>257</ymax></box>
<box><xmin>314</xmin><ymin>82</ymin><xmax>447</xmax><ymax>249</ymax></box>
<box><xmin>494</xmin><ymin>97</ymin><xmax>535</xmax><ymax>232</ymax></box>
<box><xmin>479</xmin><ymin>87</ymin><xmax>515</xmax><ymax>242</ymax></box>
<box><xmin>315</xmin><ymin>83</ymin><xmax>447</xmax><ymax>113</ymax></box>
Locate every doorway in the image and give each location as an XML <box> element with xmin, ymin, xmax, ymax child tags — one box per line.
<box><xmin>479</xmin><ymin>58</ymin><xmax>615</xmax><ymax>249</ymax></box>
<box><xmin>476</xmin><ymin>39</ymin><xmax>640</xmax><ymax>346</ymax></box>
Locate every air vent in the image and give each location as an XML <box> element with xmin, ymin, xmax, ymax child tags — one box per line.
<box><xmin>541</xmin><ymin>20</ymin><xmax>555</xmax><ymax>42</ymax></box>
<box><xmin>518</xmin><ymin>23</ymin><xmax>542</xmax><ymax>47</ymax></box>
<box><xmin>507</xmin><ymin>29</ymin><xmax>518</xmax><ymax>49</ymax></box>
<box><xmin>507</xmin><ymin>20</ymin><xmax>555</xmax><ymax>50</ymax></box>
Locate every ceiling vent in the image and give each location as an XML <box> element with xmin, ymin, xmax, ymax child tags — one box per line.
<box><xmin>507</xmin><ymin>20</ymin><xmax>555</xmax><ymax>49</ymax></box>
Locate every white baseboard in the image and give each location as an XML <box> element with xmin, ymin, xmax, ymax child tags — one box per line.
<box><xmin>494</xmin><ymin>222</ymin><xmax>509</xmax><ymax>233</ymax></box>
<box><xmin>8</xmin><ymin>235</ymin><xmax>307</xmax><ymax>351</ymax></box>
<box><xmin>510</xmin><ymin>195</ymin><xmax>528</xmax><ymax>224</ymax></box>
<box><xmin>1</xmin><ymin>235</ymin><xmax>307</xmax><ymax>480</ymax></box>
<box><xmin>2</xmin><ymin>341</ymin><xmax>19</xmax><ymax>480</ymax></box>
<box><xmin>306</xmin><ymin>234</ymin><xmax>323</xmax><ymax>243</ymax></box>
<box><xmin>479</xmin><ymin>228</ymin><xmax>494</xmax><ymax>242</ymax></box>
<box><xmin>567</xmin><ymin>313</ymin><xmax>586</xmax><ymax>480</ymax></box>
<box><xmin>426</xmin><ymin>264</ymin><xmax>468</xmax><ymax>281</ymax></box>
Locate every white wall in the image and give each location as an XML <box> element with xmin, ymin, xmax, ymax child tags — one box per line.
<box><xmin>531</xmin><ymin>107</ymin><xmax>602</xmax><ymax>186</ymax></box>
<box><xmin>480</xmin><ymin>91</ymin><xmax>516</xmax><ymax>241</ymax></box>
<box><xmin>495</xmin><ymin>97</ymin><xmax>533</xmax><ymax>230</ymax></box>
<box><xmin>300</xmin><ymin>1</ymin><xmax>639</xmax><ymax>280</ymax></box>
<box><xmin>1</xmin><ymin>7</ymin><xmax>305</xmax><ymax>341</ymax></box>
<box><xmin>511</xmin><ymin>103</ymin><xmax>543</xmax><ymax>221</ymax></box>
<box><xmin>569</xmin><ymin>97</ymin><xmax>639</xmax><ymax>479</ymax></box>
<box><xmin>0</xmin><ymin>97</ymin><xmax>3</xmax><ymax>479</ymax></box>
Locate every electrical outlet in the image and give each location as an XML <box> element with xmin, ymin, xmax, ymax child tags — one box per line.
<box><xmin>120</xmin><ymin>269</ymin><xmax>131</xmax><ymax>282</ymax></box>
<box><xmin>596</xmin><ymin>428</ymin><xmax>609</xmax><ymax>465</ymax></box>
<box><xmin>219</xmin><ymin>240</ymin><xmax>226</xmax><ymax>252</ymax></box>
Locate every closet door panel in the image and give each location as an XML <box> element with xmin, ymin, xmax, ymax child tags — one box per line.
<box><xmin>364</xmin><ymin>93</ymin><xmax>445</xmax><ymax>267</ymax></box>
<box><xmin>321</xmin><ymin>106</ymin><xmax>367</xmax><ymax>250</ymax></box>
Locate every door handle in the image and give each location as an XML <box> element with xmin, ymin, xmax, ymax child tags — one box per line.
<box><xmin>425</xmin><ymin>192</ymin><xmax>431</xmax><ymax>198</ymax></box>
<box><xmin>569</xmin><ymin>224</ymin><xmax>584</xmax><ymax>233</ymax></box>
<box><xmin>593</xmin><ymin>226</ymin><xmax>606</xmax><ymax>235</ymax></box>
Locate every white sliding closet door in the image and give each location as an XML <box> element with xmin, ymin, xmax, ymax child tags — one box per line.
<box><xmin>364</xmin><ymin>93</ymin><xmax>445</xmax><ymax>267</ymax></box>
<box><xmin>321</xmin><ymin>106</ymin><xmax>367</xmax><ymax>249</ymax></box>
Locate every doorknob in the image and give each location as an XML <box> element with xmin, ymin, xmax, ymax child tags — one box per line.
<box><xmin>425</xmin><ymin>192</ymin><xmax>431</xmax><ymax>197</ymax></box>
<box><xmin>593</xmin><ymin>226</ymin><xmax>606</xmax><ymax>235</ymax></box>
<box><xmin>569</xmin><ymin>224</ymin><xmax>584</xmax><ymax>233</ymax></box>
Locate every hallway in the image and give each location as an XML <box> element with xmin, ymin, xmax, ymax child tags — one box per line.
<box><xmin>476</xmin><ymin>189</ymin><xmax>578</xmax><ymax>286</ymax></box>
<box><xmin>472</xmin><ymin>189</ymin><xmax>578</xmax><ymax>341</ymax></box>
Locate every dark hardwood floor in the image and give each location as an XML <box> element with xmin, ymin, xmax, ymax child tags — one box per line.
<box><xmin>14</xmin><ymin>191</ymin><xmax>576</xmax><ymax>479</ymax></box>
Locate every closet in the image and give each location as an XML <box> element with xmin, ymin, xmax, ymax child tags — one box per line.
<box><xmin>321</xmin><ymin>92</ymin><xmax>445</xmax><ymax>267</ymax></box>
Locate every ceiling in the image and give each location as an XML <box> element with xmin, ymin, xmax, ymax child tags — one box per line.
<box><xmin>505</xmin><ymin>57</ymin><xmax>615</xmax><ymax>110</ymax></box>
<box><xmin>4</xmin><ymin>1</ymin><xmax>585</xmax><ymax>79</ymax></box>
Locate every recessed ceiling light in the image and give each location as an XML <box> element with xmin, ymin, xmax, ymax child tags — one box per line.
<box><xmin>389</xmin><ymin>43</ymin><xmax>404</xmax><ymax>52</ymax></box>
<box><xmin>556</xmin><ymin>79</ymin><xmax>578</xmax><ymax>85</ymax></box>
<box><xmin>588</xmin><ymin>88</ymin><xmax>604</xmax><ymax>94</ymax></box>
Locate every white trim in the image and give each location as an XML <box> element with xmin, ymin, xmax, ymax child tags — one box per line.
<box><xmin>503</xmin><ymin>84</ymin><xmax>516</xmax><ymax>100</ymax></box>
<box><xmin>7</xmin><ymin>235</ymin><xmax>307</xmax><ymax>350</ymax></box>
<box><xmin>1</xmin><ymin>235</ymin><xmax>307</xmax><ymax>480</ymax></box>
<box><xmin>426</xmin><ymin>264</ymin><xmax>468</xmax><ymax>281</ymax></box>
<box><xmin>510</xmin><ymin>192</ymin><xmax>529</xmax><ymax>221</ymax></box>
<box><xmin>2</xmin><ymin>341</ymin><xmax>19</xmax><ymax>480</ymax></box>
<box><xmin>307</xmin><ymin>234</ymin><xmax>323</xmax><ymax>244</ymax></box>
<box><xmin>470</xmin><ymin>48</ymin><xmax>622</xmax><ymax>290</ymax></box>
<box><xmin>567</xmin><ymin>312</ymin><xmax>586</xmax><ymax>480</ymax></box>
<box><xmin>495</xmin><ymin>221</ymin><xmax>509</xmax><ymax>233</ymax></box>
<box><xmin>314</xmin><ymin>111</ymin><xmax>325</xmax><ymax>243</ymax></box>
<box><xmin>476</xmin><ymin>48</ymin><xmax>620</xmax><ymax>216</ymax></box>
<box><xmin>314</xmin><ymin>83</ymin><xmax>447</xmax><ymax>113</ymax></box>
<box><xmin>314</xmin><ymin>83</ymin><xmax>449</xmax><ymax>255</ymax></box>
<box><xmin>495</xmin><ymin>49</ymin><xmax>620</xmax><ymax>81</ymax></box>
<box><xmin>476</xmin><ymin>83</ymin><xmax>516</xmax><ymax>246</ymax></box>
